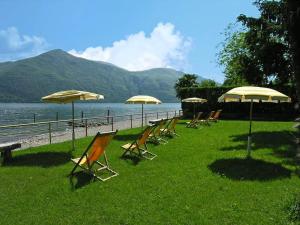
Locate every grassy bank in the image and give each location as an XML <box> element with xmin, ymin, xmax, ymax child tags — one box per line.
<box><xmin>0</xmin><ymin>120</ymin><xmax>299</xmax><ymax>225</ymax></box>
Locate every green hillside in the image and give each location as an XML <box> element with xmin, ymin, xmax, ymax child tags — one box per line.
<box><xmin>0</xmin><ymin>49</ymin><xmax>205</xmax><ymax>103</ymax></box>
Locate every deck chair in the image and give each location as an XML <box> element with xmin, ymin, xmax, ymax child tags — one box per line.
<box><xmin>70</xmin><ymin>130</ymin><xmax>118</xmax><ymax>182</ymax></box>
<box><xmin>209</xmin><ymin>109</ymin><xmax>222</xmax><ymax>122</ymax></box>
<box><xmin>200</xmin><ymin>111</ymin><xmax>215</xmax><ymax>126</ymax></box>
<box><xmin>121</xmin><ymin>125</ymin><xmax>157</xmax><ymax>160</ymax></box>
<box><xmin>186</xmin><ymin>112</ymin><xmax>203</xmax><ymax>128</ymax></box>
<box><xmin>148</xmin><ymin>119</ymin><xmax>168</xmax><ymax>144</ymax></box>
<box><xmin>160</xmin><ymin>116</ymin><xmax>180</xmax><ymax>137</ymax></box>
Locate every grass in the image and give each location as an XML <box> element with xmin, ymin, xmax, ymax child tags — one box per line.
<box><xmin>1</xmin><ymin>120</ymin><xmax>300</xmax><ymax>225</ymax></box>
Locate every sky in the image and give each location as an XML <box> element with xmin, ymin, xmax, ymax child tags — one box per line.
<box><xmin>0</xmin><ymin>0</ymin><xmax>259</xmax><ymax>83</ymax></box>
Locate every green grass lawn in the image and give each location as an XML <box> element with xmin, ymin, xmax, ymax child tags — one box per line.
<box><xmin>1</xmin><ymin>120</ymin><xmax>299</xmax><ymax>225</ymax></box>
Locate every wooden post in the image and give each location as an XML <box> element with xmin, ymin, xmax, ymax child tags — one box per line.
<box><xmin>107</xmin><ymin>109</ymin><xmax>110</xmax><ymax>124</ymax></box>
<box><xmin>48</xmin><ymin>122</ymin><xmax>52</xmax><ymax>144</ymax></box>
<box><xmin>130</xmin><ymin>115</ymin><xmax>133</xmax><ymax>128</ymax></box>
<box><xmin>111</xmin><ymin>116</ymin><xmax>114</xmax><ymax>131</ymax></box>
<box><xmin>85</xmin><ymin>119</ymin><xmax>88</xmax><ymax>137</ymax></box>
<box><xmin>33</xmin><ymin>113</ymin><xmax>36</xmax><ymax>123</ymax></box>
<box><xmin>81</xmin><ymin>111</ymin><xmax>84</xmax><ymax>123</ymax></box>
<box><xmin>56</xmin><ymin>112</ymin><xmax>59</xmax><ymax>121</ymax></box>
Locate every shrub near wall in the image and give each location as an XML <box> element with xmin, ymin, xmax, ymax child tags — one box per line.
<box><xmin>179</xmin><ymin>85</ymin><xmax>299</xmax><ymax>120</ymax></box>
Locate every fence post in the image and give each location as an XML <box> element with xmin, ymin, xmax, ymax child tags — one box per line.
<box><xmin>81</xmin><ymin>111</ymin><xmax>84</xmax><ymax>123</ymax></box>
<box><xmin>56</xmin><ymin>112</ymin><xmax>59</xmax><ymax>121</ymax></box>
<box><xmin>167</xmin><ymin>112</ymin><xmax>169</xmax><ymax>119</ymax></box>
<box><xmin>48</xmin><ymin>122</ymin><xmax>52</xmax><ymax>144</ymax></box>
<box><xmin>85</xmin><ymin>119</ymin><xmax>88</xmax><ymax>137</ymax></box>
<box><xmin>130</xmin><ymin>115</ymin><xmax>133</xmax><ymax>128</ymax></box>
<box><xmin>33</xmin><ymin>113</ymin><xmax>36</xmax><ymax>123</ymax></box>
<box><xmin>111</xmin><ymin>116</ymin><xmax>114</xmax><ymax>131</ymax></box>
<box><xmin>145</xmin><ymin>113</ymin><xmax>147</xmax><ymax>125</ymax></box>
<box><xmin>175</xmin><ymin>110</ymin><xmax>177</xmax><ymax>116</ymax></box>
<box><xmin>107</xmin><ymin>110</ymin><xmax>110</xmax><ymax>124</ymax></box>
<box><xmin>157</xmin><ymin>112</ymin><xmax>159</xmax><ymax>119</ymax></box>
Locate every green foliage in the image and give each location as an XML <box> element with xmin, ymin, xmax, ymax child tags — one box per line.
<box><xmin>0</xmin><ymin>121</ymin><xmax>298</xmax><ymax>224</ymax></box>
<box><xmin>287</xmin><ymin>193</ymin><xmax>300</xmax><ymax>222</ymax></box>
<box><xmin>218</xmin><ymin>1</ymin><xmax>294</xmax><ymax>87</ymax></box>
<box><xmin>0</xmin><ymin>50</ymin><xmax>191</xmax><ymax>103</ymax></box>
<box><xmin>199</xmin><ymin>79</ymin><xmax>217</xmax><ymax>87</ymax></box>
<box><xmin>174</xmin><ymin>74</ymin><xmax>199</xmax><ymax>98</ymax></box>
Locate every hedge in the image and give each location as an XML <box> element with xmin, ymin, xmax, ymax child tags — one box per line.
<box><xmin>178</xmin><ymin>85</ymin><xmax>299</xmax><ymax>121</ymax></box>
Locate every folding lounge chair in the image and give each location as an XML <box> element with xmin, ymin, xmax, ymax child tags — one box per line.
<box><xmin>148</xmin><ymin>119</ymin><xmax>168</xmax><ymax>144</ymax></box>
<box><xmin>186</xmin><ymin>112</ymin><xmax>203</xmax><ymax>128</ymax></box>
<box><xmin>161</xmin><ymin>116</ymin><xmax>180</xmax><ymax>136</ymax></box>
<box><xmin>209</xmin><ymin>109</ymin><xmax>222</xmax><ymax>122</ymax></box>
<box><xmin>200</xmin><ymin>111</ymin><xmax>215</xmax><ymax>126</ymax></box>
<box><xmin>70</xmin><ymin>130</ymin><xmax>118</xmax><ymax>182</ymax></box>
<box><xmin>121</xmin><ymin>125</ymin><xmax>157</xmax><ymax>160</ymax></box>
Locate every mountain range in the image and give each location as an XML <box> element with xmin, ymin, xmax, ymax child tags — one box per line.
<box><xmin>0</xmin><ymin>49</ymin><xmax>204</xmax><ymax>102</ymax></box>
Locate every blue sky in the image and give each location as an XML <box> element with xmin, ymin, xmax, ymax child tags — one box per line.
<box><xmin>0</xmin><ymin>0</ymin><xmax>259</xmax><ymax>82</ymax></box>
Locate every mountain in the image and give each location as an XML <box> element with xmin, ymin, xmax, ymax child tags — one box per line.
<box><xmin>0</xmin><ymin>49</ymin><xmax>204</xmax><ymax>102</ymax></box>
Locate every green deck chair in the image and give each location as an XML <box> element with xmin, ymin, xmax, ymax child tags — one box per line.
<box><xmin>70</xmin><ymin>130</ymin><xmax>118</xmax><ymax>182</ymax></box>
<box><xmin>121</xmin><ymin>125</ymin><xmax>157</xmax><ymax>160</ymax></box>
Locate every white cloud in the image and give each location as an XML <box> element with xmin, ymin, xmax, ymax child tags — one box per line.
<box><xmin>0</xmin><ymin>27</ymin><xmax>48</xmax><ymax>62</ymax></box>
<box><xmin>69</xmin><ymin>23</ymin><xmax>191</xmax><ymax>71</ymax></box>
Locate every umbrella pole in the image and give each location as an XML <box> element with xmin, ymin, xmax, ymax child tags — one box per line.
<box><xmin>193</xmin><ymin>103</ymin><xmax>195</xmax><ymax>119</ymax></box>
<box><xmin>72</xmin><ymin>101</ymin><xmax>75</xmax><ymax>151</ymax></box>
<box><xmin>142</xmin><ymin>104</ymin><xmax>144</xmax><ymax>127</ymax></box>
<box><xmin>247</xmin><ymin>99</ymin><xmax>253</xmax><ymax>158</ymax></box>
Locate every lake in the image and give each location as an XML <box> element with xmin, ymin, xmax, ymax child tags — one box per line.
<box><xmin>0</xmin><ymin>103</ymin><xmax>181</xmax><ymax>143</ymax></box>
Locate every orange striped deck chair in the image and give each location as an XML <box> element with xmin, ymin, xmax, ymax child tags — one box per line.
<box><xmin>186</xmin><ymin>112</ymin><xmax>203</xmax><ymax>128</ymax></box>
<box><xmin>160</xmin><ymin>116</ymin><xmax>180</xmax><ymax>136</ymax></box>
<box><xmin>121</xmin><ymin>125</ymin><xmax>157</xmax><ymax>160</ymax></box>
<box><xmin>209</xmin><ymin>109</ymin><xmax>222</xmax><ymax>122</ymax></box>
<box><xmin>149</xmin><ymin>119</ymin><xmax>168</xmax><ymax>144</ymax></box>
<box><xmin>70</xmin><ymin>130</ymin><xmax>118</xmax><ymax>182</ymax></box>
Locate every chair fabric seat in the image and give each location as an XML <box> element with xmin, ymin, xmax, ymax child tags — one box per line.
<box><xmin>122</xmin><ymin>143</ymin><xmax>137</xmax><ymax>149</ymax></box>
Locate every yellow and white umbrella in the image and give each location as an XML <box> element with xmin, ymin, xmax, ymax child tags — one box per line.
<box><xmin>218</xmin><ymin>86</ymin><xmax>291</xmax><ymax>157</ymax></box>
<box><xmin>125</xmin><ymin>95</ymin><xmax>162</xmax><ymax>127</ymax></box>
<box><xmin>182</xmin><ymin>97</ymin><xmax>207</xmax><ymax>118</ymax></box>
<box><xmin>42</xmin><ymin>90</ymin><xmax>104</xmax><ymax>150</ymax></box>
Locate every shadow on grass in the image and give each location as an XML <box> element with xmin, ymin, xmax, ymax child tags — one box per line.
<box><xmin>5</xmin><ymin>151</ymin><xmax>71</xmax><ymax>168</ymax></box>
<box><xmin>121</xmin><ymin>154</ymin><xmax>142</xmax><ymax>165</ymax></box>
<box><xmin>208</xmin><ymin>158</ymin><xmax>291</xmax><ymax>181</ymax></box>
<box><xmin>69</xmin><ymin>171</ymin><xmax>94</xmax><ymax>190</ymax></box>
<box><xmin>114</xmin><ymin>133</ymin><xmax>140</xmax><ymax>142</ymax></box>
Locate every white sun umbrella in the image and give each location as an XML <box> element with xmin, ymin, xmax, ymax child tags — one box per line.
<box><xmin>218</xmin><ymin>86</ymin><xmax>291</xmax><ymax>157</ymax></box>
<box><xmin>42</xmin><ymin>90</ymin><xmax>104</xmax><ymax>150</ymax></box>
<box><xmin>125</xmin><ymin>95</ymin><xmax>162</xmax><ymax>127</ymax></box>
<box><xmin>182</xmin><ymin>97</ymin><xmax>207</xmax><ymax>118</ymax></box>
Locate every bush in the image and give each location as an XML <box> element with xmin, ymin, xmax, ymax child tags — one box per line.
<box><xmin>178</xmin><ymin>85</ymin><xmax>299</xmax><ymax>120</ymax></box>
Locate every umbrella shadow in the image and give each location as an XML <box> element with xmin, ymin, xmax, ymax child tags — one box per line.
<box><xmin>114</xmin><ymin>133</ymin><xmax>140</xmax><ymax>142</ymax></box>
<box><xmin>69</xmin><ymin>171</ymin><xmax>94</xmax><ymax>190</ymax></box>
<box><xmin>208</xmin><ymin>158</ymin><xmax>291</xmax><ymax>181</ymax></box>
<box><xmin>5</xmin><ymin>151</ymin><xmax>72</xmax><ymax>168</ymax></box>
<box><xmin>120</xmin><ymin>154</ymin><xmax>142</xmax><ymax>166</ymax></box>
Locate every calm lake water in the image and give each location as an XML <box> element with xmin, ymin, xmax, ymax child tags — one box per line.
<box><xmin>0</xmin><ymin>103</ymin><xmax>181</xmax><ymax>125</ymax></box>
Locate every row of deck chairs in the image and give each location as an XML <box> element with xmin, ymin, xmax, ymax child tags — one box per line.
<box><xmin>70</xmin><ymin>116</ymin><xmax>181</xmax><ymax>182</ymax></box>
<box><xmin>186</xmin><ymin>110</ymin><xmax>222</xmax><ymax>128</ymax></box>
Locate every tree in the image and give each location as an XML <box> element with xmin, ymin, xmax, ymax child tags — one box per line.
<box><xmin>218</xmin><ymin>1</ymin><xmax>294</xmax><ymax>86</ymax></box>
<box><xmin>174</xmin><ymin>74</ymin><xmax>198</xmax><ymax>98</ymax></box>
<box><xmin>199</xmin><ymin>79</ymin><xmax>217</xmax><ymax>87</ymax></box>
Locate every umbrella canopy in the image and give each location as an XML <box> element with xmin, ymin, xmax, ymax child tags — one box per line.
<box><xmin>218</xmin><ymin>86</ymin><xmax>291</xmax><ymax>157</ymax></box>
<box><xmin>182</xmin><ymin>97</ymin><xmax>207</xmax><ymax>118</ymax></box>
<box><xmin>125</xmin><ymin>95</ymin><xmax>162</xmax><ymax>127</ymax></box>
<box><xmin>42</xmin><ymin>90</ymin><xmax>104</xmax><ymax>150</ymax></box>
<box><xmin>42</xmin><ymin>90</ymin><xmax>104</xmax><ymax>103</ymax></box>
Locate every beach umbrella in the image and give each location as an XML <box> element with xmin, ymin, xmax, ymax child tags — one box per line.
<box><xmin>125</xmin><ymin>95</ymin><xmax>162</xmax><ymax>127</ymax></box>
<box><xmin>42</xmin><ymin>90</ymin><xmax>104</xmax><ymax>150</ymax></box>
<box><xmin>182</xmin><ymin>97</ymin><xmax>207</xmax><ymax>118</ymax></box>
<box><xmin>218</xmin><ymin>86</ymin><xmax>291</xmax><ymax>157</ymax></box>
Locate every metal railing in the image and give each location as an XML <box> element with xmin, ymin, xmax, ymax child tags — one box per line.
<box><xmin>0</xmin><ymin>109</ymin><xmax>182</xmax><ymax>148</ymax></box>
